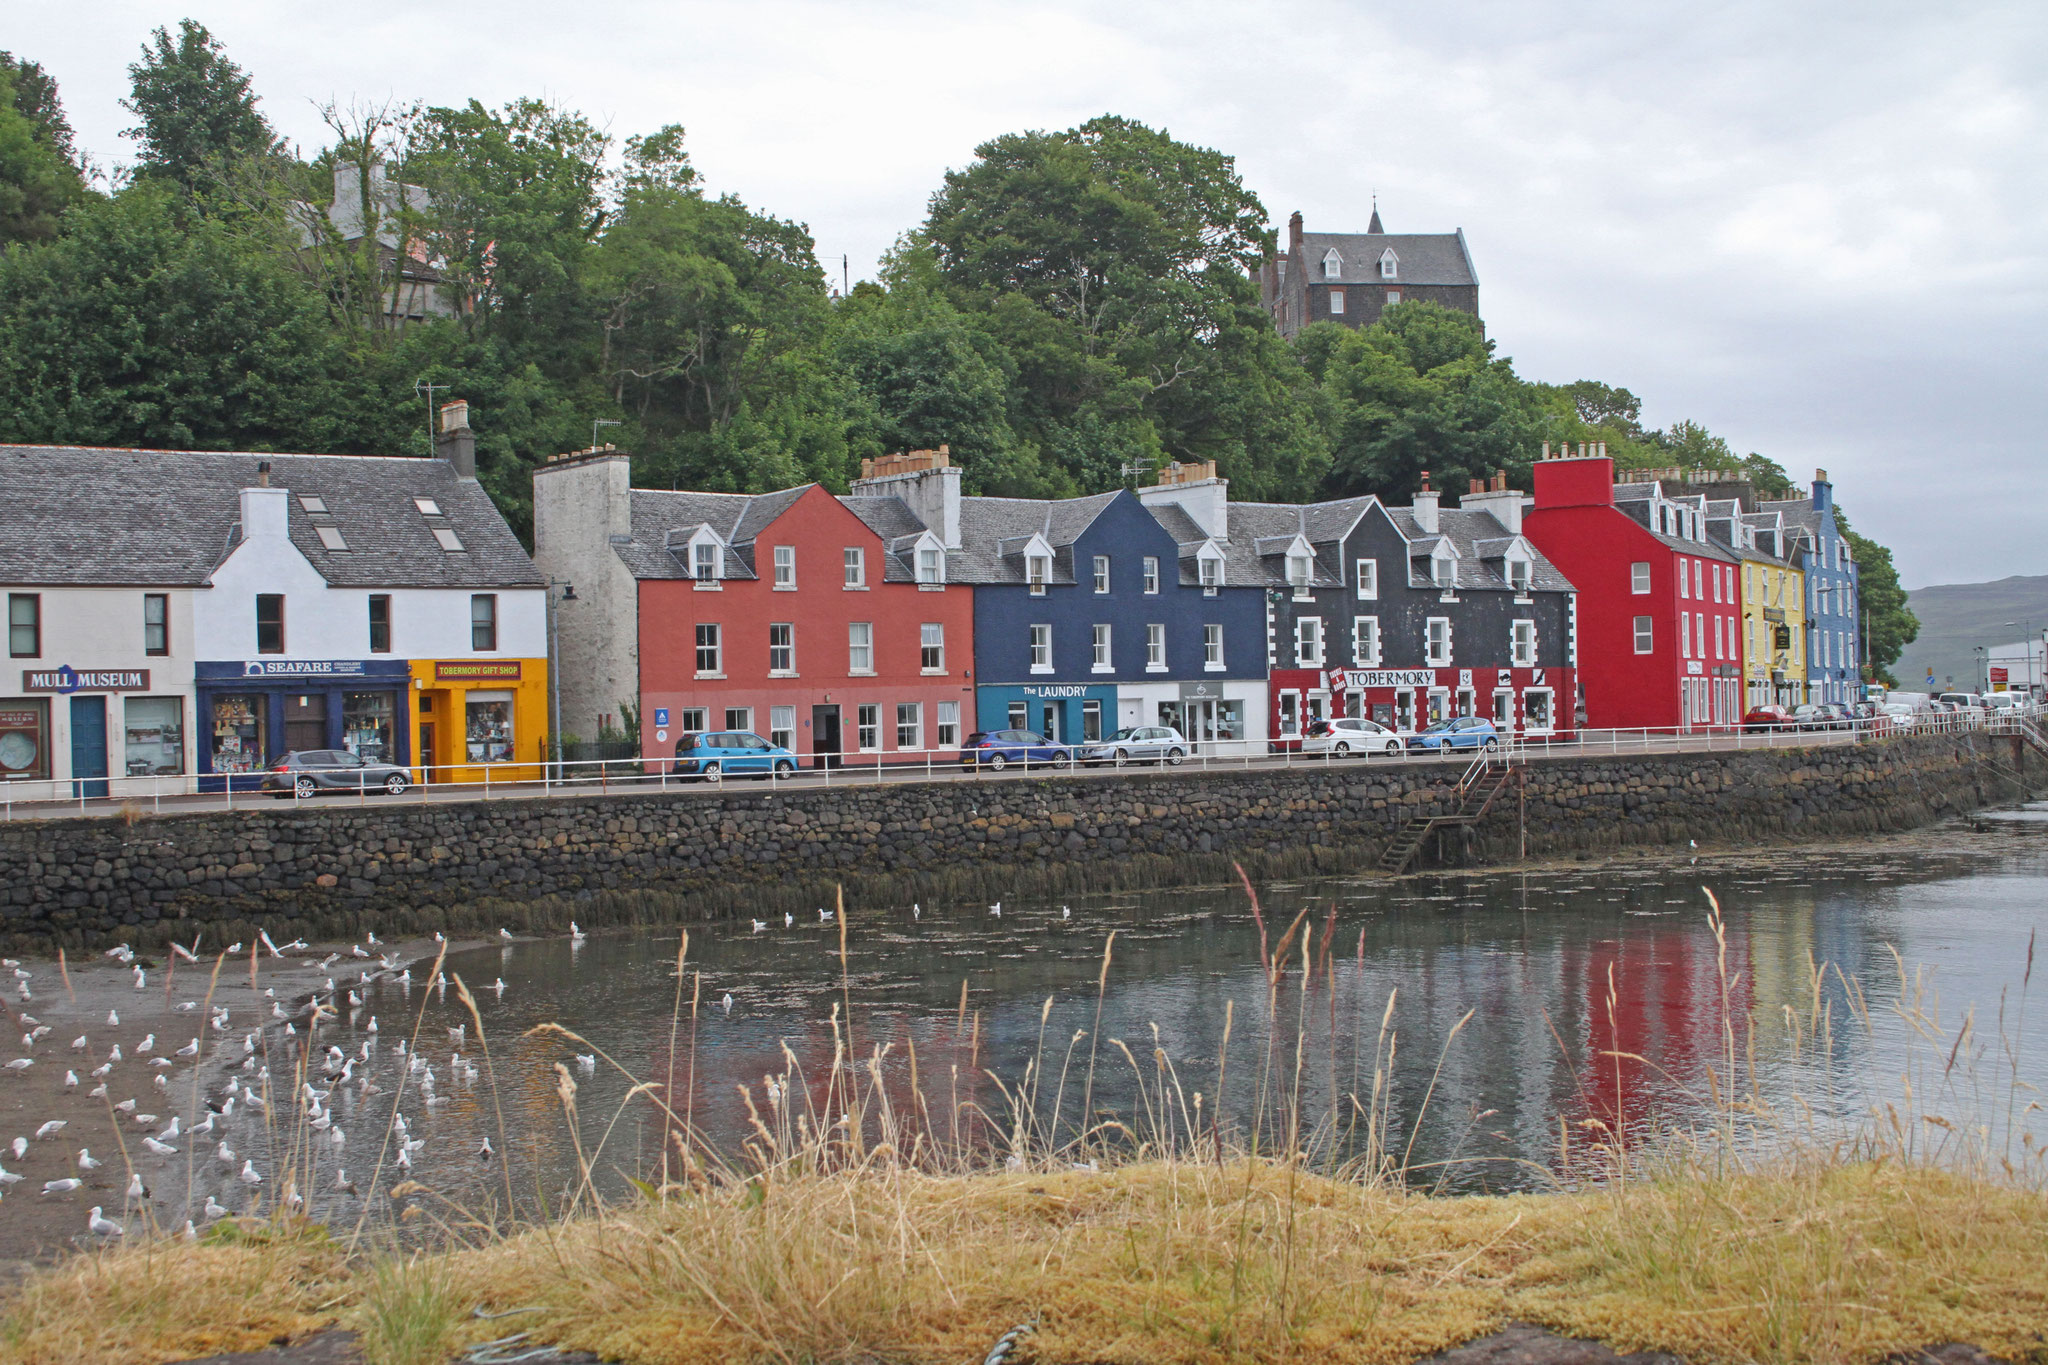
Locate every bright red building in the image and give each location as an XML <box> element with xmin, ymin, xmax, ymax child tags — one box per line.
<box><xmin>1523</xmin><ymin>447</ymin><xmax>1743</xmax><ymax>731</ymax></box>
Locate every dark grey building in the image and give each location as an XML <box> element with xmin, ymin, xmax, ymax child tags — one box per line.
<box><xmin>1256</xmin><ymin>205</ymin><xmax>1480</xmax><ymax>338</ymax></box>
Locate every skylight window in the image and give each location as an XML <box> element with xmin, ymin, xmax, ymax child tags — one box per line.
<box><xmin>315</xmin><ymin>525</ymin><xmax>349</xmax><ymax>551</ymax></box>
<box><xmin>432</xmin><ymin>527</ymin><xmax>465</xmax><ymax>552</ymax></box>
<box><xmin>414</xmin><ymin>497</ymin><xmax>442</xmax><ymax>516</ymax></box>
<box><xmin>299</xmin><ymin>496</ymin><xmax>327</xmax><ymax>514</ymax></box>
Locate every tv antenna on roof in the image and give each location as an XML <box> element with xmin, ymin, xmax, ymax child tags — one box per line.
<box><xmin>414</xmin><ymin>379</ymin><xmax>450</xmax><ymax>457</ymax></box>
<box><xmin>592</xmin><ymin>418</ymin><xmax>621</xmax><ymax>452</ymax></box>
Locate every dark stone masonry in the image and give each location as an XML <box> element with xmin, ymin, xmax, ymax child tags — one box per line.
<box><xmin>0</xmin><ymin>733</ymin><xmax>2033</xmax><ymax>951</ymax></box>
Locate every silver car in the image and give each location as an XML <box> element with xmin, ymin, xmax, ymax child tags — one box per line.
<box><xmin>1300</xmin><ymin>716</ymin><xmax>1404</xmax><ymax>757</ymax></box>
<box><xmin>1077</xmin><ymin>725</ymin><xmax>1188</xmax><ymax>766</ymax></box>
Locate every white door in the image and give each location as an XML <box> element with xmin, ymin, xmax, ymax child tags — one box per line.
<box><xmin>1119</xmin><ymin>697</ymin><xmax>1143</xmax><ymax>729</ymax></box>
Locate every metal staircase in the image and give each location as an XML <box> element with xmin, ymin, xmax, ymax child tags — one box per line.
<box><xmin>1377</xmin><ymin>751</ymin><xmax>1516</xmax><ymax>875</ymax></box>
<box><xmin>2014</xmin><ymin>717</ymin><xmax>2048</xmax><ymax>760</ymax></box>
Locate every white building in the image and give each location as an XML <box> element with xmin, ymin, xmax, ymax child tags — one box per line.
<box><xmin>1</xmin><ymin>404</ymin><xmax>547</xmax><ymax>800</ymax></box>
<box><xmin>1987</xmin><ymin>637</ymin><xmax>2046</xmax><ymax>699</ymax></box>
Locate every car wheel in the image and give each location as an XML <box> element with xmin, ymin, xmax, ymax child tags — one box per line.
<box><xmin>700</xmin><ymin>762</ymin><xmax>722</xmax><ymax>783</ymax></box>
<box><xmin>1165</xmin><ymin>747</ymin><xmax>1185</xmax><ymax>766</ymax></box>
<box><xmin>1386</xmin><ymin>740</ymin><xmax>1402</xmax><ymax>756</ymax></box>
<box><xmin>1113</xmin><ymin>748</ymin><xmax>1129</xmax><ymax>767</ymax></box>
<box><xmin>1483</xmin><ymin>737</ymin><xmax>1500</xmax><ymax>752</ymax></box>
<box><xmin>774</xmin><ymin>759</ymin><xmax>795</xmax><ymax>777</ymax></box>
<box><xmin>294</xmin><ymin>776</ymin><xmax>317</xmax><ymax>800</ymax></box>
<box><xmin>1334</xmin><ymin>741</ymin><xmax>1352</xmax><ymax>756</ymax></box>
<box><xmin>383</xmin><ymin>773</ymin><xmax>409</xmax><ymax>796</ymax></box>
<box><xmin>1051</xmin><ymin>751</ymin><xmax>1071</xmax><ymax>768</ymax></box>
<box><xmin>989</xmin><ymin>753</ymin><xmax>1008</xmax><ymax>772</ymax></box>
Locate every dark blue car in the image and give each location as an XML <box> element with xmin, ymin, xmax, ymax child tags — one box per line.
<box><xmin>1405</xmin><ymin>717</ymin><xmax>1502</xmax><ymax>753</ymax></box>
<box><xmin>959</xmin><ymin>729</ymin><xmax>1074</xmax><ymax>772</ymax></box>
<box><xmin>671</xmin><ymin>730</ymin><xmax>799</xmax><ymax>782</ymax></box>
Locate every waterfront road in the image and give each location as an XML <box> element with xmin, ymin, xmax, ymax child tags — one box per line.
<box><xmin>0</xmin><ymin>726</ymin><xmax>1880</xmax><ymax>822</ymax></box>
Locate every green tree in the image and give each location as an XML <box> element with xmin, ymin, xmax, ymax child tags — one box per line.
<box><xmin>0</xmin><ymin>53</ymin><xmax>79</xmax><ymax>165</ymax></box>
<box><xmin>121</xmin><ymin>19</ymin><xmax>280</xmax><ymax>192</ymax></box>
<box><xmin>0</xmin><ymin>68</ymin><xmax>90</xmax><ymax>246</ymax></box>
<box><xmin>1836</xmin><ymin>512</ymin><xmax>1919</xmax><ymax>686</ymax></box>
<box><xmin>1558</xmin><ymin>379</ymin><xmax>1643</xmax><ymax>437</ymax></box>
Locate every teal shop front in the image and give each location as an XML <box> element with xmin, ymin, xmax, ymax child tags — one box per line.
<box><xmin>974</xmin><ymin>683</ymin><xmax>1119</xmax><ymax>744</ymax></box>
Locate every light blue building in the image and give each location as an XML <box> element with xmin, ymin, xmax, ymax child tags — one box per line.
<box><xmin>1761</xmin><ymin>470</ymin><xmax>1861</xmax><ymax>704</ymax></box>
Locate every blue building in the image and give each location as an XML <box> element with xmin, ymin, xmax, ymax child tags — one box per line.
<box><xmin>849</xmin><ymin>456</ymin><xmax>1269</xmax><ymax>748</ymax></box>
<box><xmin>1761</xmin><ymin>470</ymin><xmax>1861</xmax><ymax>704</ymax></box>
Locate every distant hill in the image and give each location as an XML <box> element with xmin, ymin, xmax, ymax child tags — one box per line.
<box><xmin>1894</xmin><ymin>574</ymin><xmax>2048</xmax><ymax>691</ymax></box>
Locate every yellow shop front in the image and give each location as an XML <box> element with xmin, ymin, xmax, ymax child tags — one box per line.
<box><xmin>409</xmin><ymin>658</ymin><xmax>549</xmax><ymax>786</ymax></box>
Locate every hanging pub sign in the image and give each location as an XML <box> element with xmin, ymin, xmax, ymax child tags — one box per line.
<box><xmin>21</xmin><ymin>667</ymin><xmax>150</xmax><ymax>693</ymax></box>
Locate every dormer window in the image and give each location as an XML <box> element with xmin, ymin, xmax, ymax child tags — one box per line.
<box><xmin>692</xmin><ymin>542</ymin><xmax>719</xmax><ymax>581</ymax></box>
<box><xmin>1199</xmin><ymin>556</ymin><xmax>1222</xmax><ymax>596</ymax></box>
<box><xmin>1027</xmin><ymin>554</ymin><xmax>1050</xmax><ymax>595</ymax></box>
<box><xmin>1508</xmin><ymin>558</ymin><xmax>1531</xmax><ymax>593</ymax></box>
<box><xmin>1432</xmin><ymin>555</ymin><xmax>1455</xmax><ymax>589</ymax></box>
<box><xmin>1379</xmin><ymin>248</ymin><xmax>1398</xmax><ymax>280</ymax></box>
<box><xmin>1322</xmin><ymin>248</ymin><xmax>1341</xmax><ymax>279</ymax></box>
<box><xmin>1287</xmin><ymin>552</ymin><xmax>1313</xmax><ymax>599</ymax></box>
<box><xmin>917</xmin><ymin>545</ymin><xmax>944</xmax><ymax>585</ymax></box>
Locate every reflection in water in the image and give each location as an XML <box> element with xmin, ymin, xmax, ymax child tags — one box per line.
<box><xmin>180</xmin><ymin>845</ymin><xmax>2048</xmax><ymax>1229</ymax></box>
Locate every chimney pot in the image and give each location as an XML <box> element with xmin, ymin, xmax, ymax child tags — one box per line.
<box><xmin>436</xmin><ymin>398</ymin><xmax>477</xmax><ymax>479</ymax></box>
<box><xmin>1419</xmin><ymin>469</ymin><xmax>1431</xmax><ymax>492</ymax></box>
<box><xmin>256</xmin><ymin>460</ymin><xmax>271</xmax><ymax>487</ymax></box>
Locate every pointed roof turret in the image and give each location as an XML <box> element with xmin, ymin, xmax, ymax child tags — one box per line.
<box><xmin>1366</xmin><ymin>197</ymin><xmax>1384</xmax><ymax>234</ymax></box>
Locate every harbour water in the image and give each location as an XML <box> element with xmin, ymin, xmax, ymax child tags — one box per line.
<box><xmin>177</xmin><ymin>830</ymin><xmax>2048</xmax><ymax>1228</ymax></box>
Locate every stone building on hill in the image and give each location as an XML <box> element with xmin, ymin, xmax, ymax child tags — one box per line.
<box><xmin>1256</xmin><ymin>204</ymin><xmax>1480</xmax><ymax>338</ymax></box>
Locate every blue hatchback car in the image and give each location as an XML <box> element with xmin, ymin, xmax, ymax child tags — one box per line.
<box><xmin>958</xmin><ymin>729</ymin><xmax>1074</xmax><ymax>771</ymax></box>
<box><xmin>1405</xmin><ymin>717</ymin><xmax>1503</xmax><ymax>753</ymax></box>
<box><xmin>671</xmin><ymin>730</ymin><xmax>799</xmax><ymax>782</ymax></box>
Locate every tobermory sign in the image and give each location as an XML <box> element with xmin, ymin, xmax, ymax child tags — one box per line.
<box><xmin>21</xmin><ymin>667</ymin><xmax>150</xmax><ymax>693</ymax></box>
<box><xmin>435</xmin><ymin>661</ymin><xmax>523</xmax><ymax>682</ymax></box>
<box><xmin>1324</xmin><ymin>669</ymin><xmax>1438</xmax><ymax>690</ymax></box>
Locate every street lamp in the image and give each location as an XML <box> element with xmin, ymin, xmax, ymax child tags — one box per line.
<box><xmin>547</xmin><ymin>578</ymin><xmax>577</xmax><ymax>780</ymax></box>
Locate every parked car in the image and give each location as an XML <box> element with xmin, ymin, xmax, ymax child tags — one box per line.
<box><xmin>1937</xmin><ymin>691</ymin><xmax>1986</xmax><ymax>711</ymax></box>
<box><xmin>1405</xmin><ymin>716</ymin><xmax>1501</xmax><ymax>753</ymax></box>
<box><xmin>1741</xmin><ymin>705</ymin><xmax>1795</xmax><ymax>732</ymax></box>
<box><xmin>1300</xmin><ymin>716</ymin><xmax>1404</xmax><ymax>757</ymax></box>
<box><xmin>671</xmin><ymin>730</ymin><xmax>798</xmax><ymax>782</ymax></box>
<box><xmin>959</xmin><ymin>730</ymin><xmax>1073</xmax><ymax>771</ymax></box>
<box><xmin>1076</xmin><ymin>725</ymin><xmax>1187</xmax><ymax>766</ymax></box>
<box><xmin>263</xmin><ymin>749</ymin><xmax>411</xmax><ymax>799</ymax></box>
<box><xmin>1790</xmin><ymin>704</ymin><xmax>1844</xmax><ymax>731</ymax></box>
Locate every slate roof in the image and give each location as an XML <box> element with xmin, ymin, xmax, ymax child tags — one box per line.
<box><xmin>948</xmin><ymin>492</ymin><xmax>1121</xmax><ymax>585</ymax></box>
<box><xmin>0</xmin><ymin>444</ymin><xmax>539</xmax><ymax>589</ymax></box>
<box><xmin>1611</xmin><ymin>485</ymin><xmax>1741</xmax><ymax>561</ymax></box>
<box><xmin>612</xmin><ymin>488</ymin><xmax>756</xmax><ymax>581</ymax></box>
<box><xmin>1385</xmin><ymin>508</ymin><xmax>1576</xmax><ymax>592</ymax></box>
<box><xmin>1294</xmin><ymin>230</ymin><xmax>1477</xmax><ymax>287</ymax></box>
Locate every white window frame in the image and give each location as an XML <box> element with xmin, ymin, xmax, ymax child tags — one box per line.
<box><xmin>1091</xmin><ymin>623</ymin><xmax>1113</xmax><ymax>672</ymax></box>
<box><xmin>1288</xmin><ymin>553</ymin><xmax>1314</xmax><ymax>600</ymax></box>
<box><xmin>1199</xmin><ymin>552</ymin><xmax>1223</xmax><ymax>596</ymax></box>
<box><xmin>1425</xmin><ymin>617</ymin><xmax>1451</xmax><ymax>667</ymax></box>
<box><xmin>1355</xmin><ymin>558</ymin><xmax>1377</xmax><ymax>600</ymax></box>
<box><xmin>1328</xmin><ymin>288</ymin><xmax>1345</xmax><ymax>316</ymax></box>
<box><xmin>724</xmin><ymin>706</ymin><xmax>753</xmax><ymax>735</ymax></box>
<box><xmin>896</xmin><ymin>702</ymin><xmax>922</xmax><ymax>753</ymax></box>
<box><xmin>692</xmin><ymin>541</ymin><xmax>719</xmax><ymax>583</ymax></box>
<box><xmin>1694</xmin><ymin>559</ymin><xmax>1704</xmax><ymax>599</ymax></box>
<box><xmin>1679</xmin><ymin>559</ymin><xmax>1690</xmax><ymax>599</ymax></box>
<box><xmin>1093</xmin><ymin>555</ymin><xmax>1110</xmax><ymax>594</ymax></box>
<box><xmin>1203</xmin><ymin>623</ymin><xmax>1224</xmax><ymax>670</ymax></box>
<box><xmin>1029</xmin><ymin>624</ymin><xmax>1052</xmax><ymax>673</ymax></box>
<box><xmin>773</xmin><ymin>544</ymin><xmax>796</xmax><ymax>590</ymax></box>
<box><xmin>1294</xmin><ymin>615</ymin><xmax>1324</xmax><ymax>667</ymax></box>
<box><xmin>694</xmin><ymin>622</ymin><xmax>722</xmax><ymax>678</ymax></box>
<box><xmin>1681</xmin><ymin>610</ymin><xmax>1692</xmax><ymax>659</ymax></box>
<box><xmin>936</xmin><ymin>700</ymin><xmax>960</xmax><ymax>748</ymax></box>
<box><xmin>848</xmin><ymin>621</ymin><xmax>874</xmax><ymax>675</ymax></box>
<box><xmin>1353</xmin><ymin>615</ymin><xmax>1381</xmax><ymax>667</ymax></box>
<box><xmin>917</xmin><ymin>545</ymin><xmax>944</xmax><ymax>586</ymax></box>
<box><xmin>1143</xmin><ymin>556</ymin><xmax>1160</xmax><ymax>594</ymax></box>
<box><xmin>1524</xmin><ymin>687</ymin><xmax>1556</xmax><ymax>732</ymax></box>
<box><xmin>1322</xmin><ymin>247</ymin><xmax>1341</xmax><ymax>279</ymax></box>
<box><xmin>1379</xmin><ymin>247</ymin><xmax>1398</xmax><ymax>279</ymax></box>
<box><xmin>1508</xmin><ymin>557</ymin><xmax>1532</xmax><ymax>594</ymax></box>
<box><xmin>1028</xmin><ymin>555</ymin><xmax>1051</xmax><ymax>596</ymax></box>
<box><xmin>1630</xmin><ymin>562</ymin><xmax>1651</xmax><ymax>595</ymax></box>
<box><xmin>843</xmin><ymin>547</ymin><xmax>866</xmax><ymax>589</ymax></box>
<box><xmin>856</xmin><ymin>703</ymin><xmax>879</xmax><ymax>752</ymax></box>
<box><xmin>769</xmin><ymin>705</ymin><xmax>796</xmax><ymax>751</ymax></box>
<box><xmin>1511</xmin><ymin>619</ymin><xmax>1536</xmax><ymax>668</ymax></box>
<box><xmin>1633</xmin><ymin>616</ymin><xmax>1653</xmax><ymax>655</ymax></box>
<box><xmin>768</xmin><ymin>622</ymin><xmax>795</xmax><ymax>676</ymax></box>
<box><xmin>920</xmin><ymin>622</ymin><xmax>945</xmax><ymax>674</ymax></box>
<box><xmin>1146</xmin><ymin>623</ymin><xmax>1166</xmax><ymax>671</ymax></box>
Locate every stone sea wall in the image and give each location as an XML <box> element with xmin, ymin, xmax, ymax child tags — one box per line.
<box><xmin>0</xmin><ymin>733</ymin><xmax>2034</xmax><ymax>950</ymax></box>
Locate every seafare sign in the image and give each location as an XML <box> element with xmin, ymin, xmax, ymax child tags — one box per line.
<box><xmin>22</xmin><ymin>667</ymin><xmax>150</xmax><ymax>693</ymax></box>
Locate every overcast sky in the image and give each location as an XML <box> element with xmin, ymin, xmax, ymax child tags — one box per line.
<box><xmin>10</xmin><ymin>1</ymin><xmax>2044</xmax><ymax>588</ymax></box>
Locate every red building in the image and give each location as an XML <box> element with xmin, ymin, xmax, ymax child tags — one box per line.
<box><xmin>1523</xmin><ymin>446</ymin><xmax>1743</xmax><ymax>731</ymax></box>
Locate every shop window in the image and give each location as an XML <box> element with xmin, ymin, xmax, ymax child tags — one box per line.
<box><xmin>769</xmin><ymin>706</ymin><xmax>795</xmax><ymax>750</ymax></box>
<box><xmin>256</xmin><ymin>594</ymin><xmax>285</xmax><ymax>654</ymax></box>
<box><xmin>143</xmin><ymin>594</ymin><xmax>169</xmax><ymax>657</ymax></box>
<box><xmin>1082</xmin><ymin>699</ymin><xmax>1102</xmax><ymax>742</ymax></box>
<box><xmin>896</xmin><ymin>703</ymin><xmax>922</xmax><ymax>751</ymax></box>
<box><xmin>936</xmin><ymin>701</ymin><xmax>960</xmax><ymax>747</ymax></box>
<box><xmin>1146</xmin><ymin>623</ymin><xmax>1166</xmax><ymax>669</ymax></box>
<box><xmin>342</xmin><ymin>692</ymin><xmax>395</xmax><ymax>763</ymax></box>
<box><xmin>848</xmin><ymin>622</ymin><xmax>874</xmax><ymax>674</ymax></box>
<box><xmin>1143</xmin><ymin>557</ymin><xmax>1160</xmax><ymax>594</ymax></box>
<box><xmin>857</xmin><ymin>704</ymin><xmax>879</xmax><ymax>751</ymax></box>
<box><xmin>0</xmin><ymin>700</ymin><xmax>50</xmax><ymax>779</ymax></box>
<box><xmin>1277</xmin><ymin>692</ymin><xmax>1299</xmax><ymax>737</ymax></box>
<box><xmin>1093</xmin><ymin>555</ymin><xmax>1110</xmax><ymax>593</ymax></box>
<box><xmin>724</xmin><ymin>707</ymin><xmax>752</xmax><ymax>733</ymax></box>
<box><xmin>769</xmin><ymin>623</ymin><xmax>795</xmax><ymax>674</ymax></box>
<box><xmin>921</xmin><ymin>622</ymin><xmax>945</xmax><ymax>673</ymax></box>
<box><xmin>471</xmin><ymin>594</ymin><xmax>498</xmax><ymax>651</ymax></box>
<box><xmin>466</xmin><ymin>693</ymin><xmax>514</xmax><ymax>762</ymax></box>
<box><xmin>368</xmin><ymin>595</ymin><xmax>391</xmax><ymax>654</ymax></box>
<box><xmin>1492</xmin><ymin>690</ymin><xmax>1514</xmax><ymax>727</ymax></box>
<box><xmin>1427</xmin><ymin>690</ymin><xmax>1450</xmax><ymax>725</ymax></box>
<box><xmin>1526</xmin><ymin>689</ymin><xmax>1554</xmax><ymax>729</ymax></box>
<box><xmin>8</xmin><ymin>594</ymin><xmax>39</xmax><ymax>657</ymax></box>
<box><xmin>116</xmin><ymin>696</ymin><xmax>182</xmax><ymax>776</ymax></box>
<box><xmin>1008</xmin><ymin>701</ymin><xmax>1028</xmax><ymax>730</ymax></box>
<box><xmin>773</xmin><ymin>545</ymin><xmax>796</xmax><ymax>589</ymax></box>
<box><xmin>209</xmin><ymin>695</ymin><xmax>267</xmax><ymax>774</ymax></box>
<box><xmin>1456</xmin><ymin>689</ymin><xmax>1476</xmax><ymax>718</ymax></box>
<box><xmin>695</xmin><ymin>623</ymin><xmax>721</xmax><ymax>675</ymax></box>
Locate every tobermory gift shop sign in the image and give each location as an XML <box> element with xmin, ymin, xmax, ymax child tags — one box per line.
<box><xmin>21</xmin><ymin>667</ymin><xmax>150</xmax><ymax>693</ymax></box>
<box><xmin>435</xmin><ymin>661</ymin><xmax>522</xmax><ymax>682</ymax></box>
<box><xmin>1324</xmin><ymin>669</ymin><xmax>1438</xmax><ymax>690</ymax></box>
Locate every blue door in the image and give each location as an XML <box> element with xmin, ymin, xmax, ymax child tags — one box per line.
<box><xmin>70</xmin><ymin>695</ymin><xmax>109</xmax><ymax>799</ymax></box>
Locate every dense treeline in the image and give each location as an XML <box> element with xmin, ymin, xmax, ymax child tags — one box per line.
<box><xmin>0</xmin><ymin>22</ymin><xmax>1916</xmax><ymax>679</ymax></box>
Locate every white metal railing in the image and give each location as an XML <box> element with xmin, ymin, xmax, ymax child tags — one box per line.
<box><xmin>4</xmin><ymin>703</ymin><xmax>2034</xmax><ymax>822</ymax></box>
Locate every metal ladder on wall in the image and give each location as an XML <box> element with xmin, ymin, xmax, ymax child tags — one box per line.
<box><xmin>1377</xmin><ymin>750</ymin><xmax>1517</xmax><ymax>875</ymax></box>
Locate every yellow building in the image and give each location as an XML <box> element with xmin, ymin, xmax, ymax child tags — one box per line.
<box><xmin>408</xmin><ymin>657</ymin><xmax>550</xmax><ymax>786</ymax></box>
<box><xmin>1739</xmin><ymin>551</ymin><xmax>1805</xmax><ymax>709</ymax></box>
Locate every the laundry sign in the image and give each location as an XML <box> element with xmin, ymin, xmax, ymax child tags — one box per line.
<box><xmin>21</xmin><ymin>667</ymin><xmax>150</xmax><ymax>693</ymax></box>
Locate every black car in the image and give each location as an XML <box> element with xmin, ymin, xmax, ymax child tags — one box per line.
<box><xmin>261</xmin><ymin>749</ymin><xmax>411</xmax><ymax>799</ymax></box>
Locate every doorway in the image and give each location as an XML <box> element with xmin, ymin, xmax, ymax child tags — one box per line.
<box><xmin>811</xmin><ymin>705</ymin><xmax>842</xmax><ymax>769</ymax></box>
<box><xmin>418</xmin><ymin>722</ymin><xmax>436</xmax><ymax>782</ymax></box>
<box><xmin>69</xmin><ymin>695</ymin><xmax>108</xmax><ymax>799</ymax></box>
<box><xmin>285</xmin><ymin>692</ymin><xmax>328</xmax><ymax>754</ymax></box>
<box><xmin>1039</xmin><ymin>702</ymin><xmax>1061</xmax><ymax>741</ymax></box>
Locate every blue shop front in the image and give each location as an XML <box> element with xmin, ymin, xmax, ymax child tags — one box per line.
<box><xmin>196</xmin><ymin>658</ymin><xmax>413</xmax><ymax>790</ymax></box>
<box><xmin>974</xmin><ymin>682</ymin><xmax>1121</xmax><ymax>745</ymax></box>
